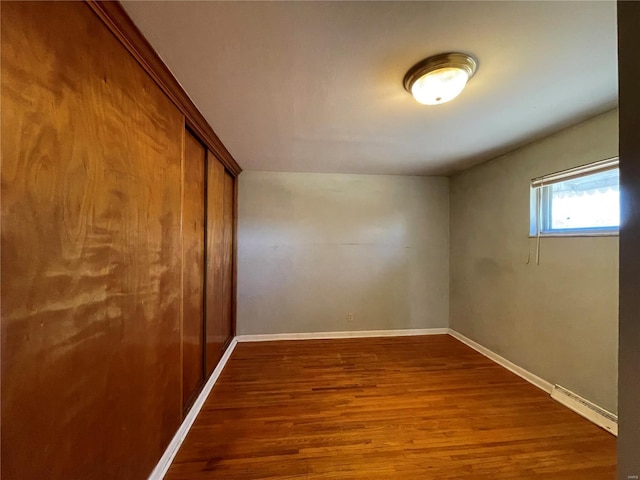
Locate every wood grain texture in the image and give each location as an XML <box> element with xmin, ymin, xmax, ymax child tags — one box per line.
<box><xmin>1</xmin><ymin>2</ymin><xmax>183</xmax><ymax>478</ymax></box>
<box><xmin>221</xmin><ymin>171</ymin><xmax>235</xmax><ymax>348</ymax></box>
<box><xmin>182</xmin><ymin>130</ymin><xmax>206</xmax><ymax>413</ymax></box>
<box><xmin>166</xmin><ymin>335</ymin><xmax>616</xmax><ymax>480</ymax></box>
<box><xmin>85</xmin><ymin>0</ymin><xmax>241</xmax><ymax>176</ymax></box>
<box><xmin>232</xmin><ymin>175</ymin><xmax>239</xmax><ymax>338</ymax></box>
<box><xmin>206</xmin><ymin>154</ymin><xmax>226</xmax><ymax>374</ymax></box>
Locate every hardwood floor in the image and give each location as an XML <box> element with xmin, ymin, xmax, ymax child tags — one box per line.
<box><xmin>165</xmin><ymin>335</ymin><xmax>616</xmax><ymax>479</ymax></box>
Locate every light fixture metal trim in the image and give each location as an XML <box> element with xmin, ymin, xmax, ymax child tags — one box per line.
<box><xmin>403</xmin><ymin>52</ymin><xmax>478</xmax><ymax>94</ymax></box>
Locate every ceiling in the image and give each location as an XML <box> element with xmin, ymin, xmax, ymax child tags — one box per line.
<box><xmin>122</xmin><ymin>1</ymin><xmax>618</xmax><ymax>176</ymax></box>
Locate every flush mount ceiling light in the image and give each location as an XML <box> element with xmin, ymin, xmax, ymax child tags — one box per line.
<box><xmin>403</xmin><ymin>52</ymin><xmax>478</xmax><ymax>105</ymax></box>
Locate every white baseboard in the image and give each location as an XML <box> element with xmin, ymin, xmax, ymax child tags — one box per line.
<box><xmin>236</xmin><ymin>328</ymin><xmax>450</xmax><ymax>342</ymax></box>
<box><xmin>448</xmin><ymin>329</ymin><xmax>554</xmax><ymax>393</ymax></box>
<box><xmin>148</xmin><ymin>338</ymin><xmax>238</xmax><ymax>480</ymax></box>
<box><xmin>551</xmin><ymin>385</ymin><xmax>618</xmax><ymax>436</ymax></box>
<box><xmin>449</xmin><ymin>329</ymin><xmax>617</xmax><ymax>437</ymax></box>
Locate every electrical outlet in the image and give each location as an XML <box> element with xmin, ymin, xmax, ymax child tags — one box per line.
<box><xmin>347</xmin><ymin>313</ymin><xmax>354</xmax><ymax>322</ymax></box>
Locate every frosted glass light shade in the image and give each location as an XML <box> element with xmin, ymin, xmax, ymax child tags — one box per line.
<box><xmin>403</xmin><ymin>53</ymin><xmax>478</xmax><ymax>106</ymax></box>
<box><xmin>410</xmin><ymin>67</ymin><xmax>469</xmax><ymax>105</ymax></box>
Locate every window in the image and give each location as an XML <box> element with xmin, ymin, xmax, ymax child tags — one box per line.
<box><xmin>530</xmin><ymin>157</ymin><xmax>619</xmax><ymax>236</ymax></box>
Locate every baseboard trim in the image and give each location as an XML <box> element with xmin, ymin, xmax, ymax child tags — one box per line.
<box><xmin>236</xmin><ymin>328</ymin><xmax>450</xmax><ymax>342</ymax></box>
<box><xmin>148</xmin><ymin>338</ymin><xmax>238</xmax><ymax>480</ymax></box>
<box><xmin>449</xmin><ymin>329</ymin><xmax>617</xmax><ymax>437</ymax></box>
<box><xmin>448</xmin><ymin>329</ymin><xmax>554</xmax><ymax>393</ymax></box>
<box><xmin>551</xmin><ymin>385</ymin><xmax>618</xmax><ymax>436</ymax></box>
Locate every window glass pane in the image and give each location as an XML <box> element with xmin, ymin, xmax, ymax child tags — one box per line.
<box><xmin>546</xmin><ymin>168</ymin><xmax>619</xmax><ymax>230</ymax></box>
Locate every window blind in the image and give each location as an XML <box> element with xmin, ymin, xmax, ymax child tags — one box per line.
<box><xmin>531</xmin><ymin>157</ymin><xmax>619</xmax><ymax>188</ymax></box>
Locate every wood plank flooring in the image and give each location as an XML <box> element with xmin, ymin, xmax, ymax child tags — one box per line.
<box><xmin>165</xmin><ymin>335</ymin><xmax>616</xmax><ymax>479</ymax></box>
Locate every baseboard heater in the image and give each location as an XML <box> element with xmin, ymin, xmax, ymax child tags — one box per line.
<box><xmin>550</xmin><ymin>384</ymin><xmax>618</xmax><ymax>436</ymax></box>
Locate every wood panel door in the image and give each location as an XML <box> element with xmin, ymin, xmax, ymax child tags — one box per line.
<box><xmin>182</xmin><ymin>130</ymin><xmax>206</xmax><ymax>412</ymax></box>
<box><xmin>206</xmin><ymin>153</ymin><xmax>226</xmax><ymax>374</ymax></box>
<box><xmin>1</xmin><ymin>2</ymin><xmax>184</xmax><ymax>478</ymax></box>
<box><xmin>221</xmin><ymin>171</ymin><xmax>235</xmax><ymax>347</ymax></box>
<box><xmin>205</xmin><ymin>153</ymin><xmax>235</xmax><ymax>374</ymax></box>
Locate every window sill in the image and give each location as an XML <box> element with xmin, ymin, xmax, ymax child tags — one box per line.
<box><xmin>528</xmin><ymin>232</ymin><xmax>619</xmax><ymax>238</ymax></box>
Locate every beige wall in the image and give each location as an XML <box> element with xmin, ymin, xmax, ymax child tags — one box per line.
<box><xmin>237</xmin><ymin>172</ymin><xmax>449</xmax><ymax>335</ymax></box>
<box><xmin>450</xmin><ymin>109</ymin><xmax>619</xmax><ymax>413</ymax></box>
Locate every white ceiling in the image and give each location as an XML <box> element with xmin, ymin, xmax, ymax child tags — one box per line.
<box><xmin>122</xmin><ymin>1</ymin><xmax>618</xmax><ymax>176</ymax></box>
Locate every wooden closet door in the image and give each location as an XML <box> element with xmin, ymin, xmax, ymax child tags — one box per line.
<box><xmin>206</xmin><ymin>153</ymin><xmax>226</xmax><ymax>374</ymax></box>
<box><xmin>221</xmin><ymin>171</ymin><xmax>235</xmax><ymax>347</ymax></box>
<box><xmin>182</xmin><ymin>130</ymin><xmax>206</xmax><ymax>411</ymax></box>
<box><xmin>1</xmin><ymin>3</ymin><xmax>184</xmax><ymax>478</ymax></box>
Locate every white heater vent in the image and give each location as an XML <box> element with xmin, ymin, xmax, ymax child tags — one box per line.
<box><xmin>551</xmin><ymin>385</ymin><xmax>617</xmax><ymax>436</ymax></box>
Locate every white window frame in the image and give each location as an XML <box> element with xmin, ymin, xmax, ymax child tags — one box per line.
<box><xmin>529</xmin><ymin>157</ymin><xmax>620</xmax><ymax>237</ymax></box>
